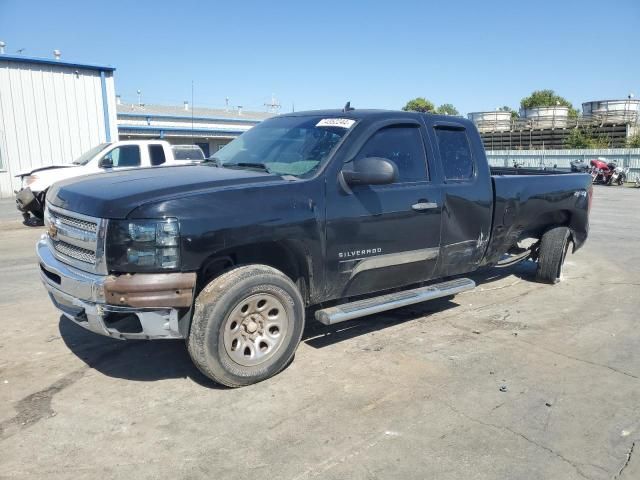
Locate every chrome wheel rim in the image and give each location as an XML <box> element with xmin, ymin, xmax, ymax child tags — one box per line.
<box><xmin>223</xmin><ymin>293</ymin><xmax>289</xmax><ymax>367</ymax></box>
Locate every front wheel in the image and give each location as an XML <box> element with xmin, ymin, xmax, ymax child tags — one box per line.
<box><xmin>187</xmin><ymin>265</ymin><xmax>305</xmax><ymax>387</ymax></box>
<box><xmin>536</xmin><ymin>227</ymin><xmax>571</xmax><ymax>284</ymax></box>
<box><xmin>617</xmin><ymin>176</ymin><xmax>624</xmax><ymax>186</ymax></box>
<box><xmin>32</xmin><ymin>190</ymin><xmax>47</xmax><ymax>219</ymax></box>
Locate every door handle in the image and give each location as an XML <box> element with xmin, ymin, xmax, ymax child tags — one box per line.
<box><xmin>412</xmin><ymin>201</ymin><xmax>438</xmax><ymax>211</ymax></box>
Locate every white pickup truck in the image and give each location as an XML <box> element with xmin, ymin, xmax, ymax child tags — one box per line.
<box><xmin>15</xmin><ymin>140</ymin><xmax>204</xmax><ymax>223</ymax></box>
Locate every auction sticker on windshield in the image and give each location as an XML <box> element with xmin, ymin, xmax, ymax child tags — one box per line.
<box><xmin>316</xmin><ymin>118</ymin><xmax>356</xmax><ymax>129</ymax></box>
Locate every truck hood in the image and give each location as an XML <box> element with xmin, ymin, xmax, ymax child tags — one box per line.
<box><xmin>15</xmin><ymin>164</ymin><xmax>76</xmax><ymax>178</ymax></box>
<box><xmin>18</xmin><ymin>165</ymin><xmax>87</xmax><ymax>193</ymax></box>
<box><xmin>48</xmin><ymin>165</ymin><xmax>279</xmax><ymax>218</ymax></box>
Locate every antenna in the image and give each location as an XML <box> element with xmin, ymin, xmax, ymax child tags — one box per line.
<box><xmin>225</xmin><ymin>97</ymin><xmax>229</xmax><ymax>112</ymax></box>
<box><xmin>264</xmin><ymin>93</ymin><xmax>281</xmax><ymax>114</ymax></box>
<box><xmin>191</xmin><ymin>80</ymin><xmax>195</xmax><ymax>145</ymax></box>
<box><xmin>343</xmin><ymin>101</ymin><xmax>354</xmax><ymax>112</ymax></box>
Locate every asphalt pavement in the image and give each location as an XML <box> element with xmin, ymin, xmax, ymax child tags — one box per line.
<box><xmin>0</xmin><ymin>185</ymin><xmax>638</xmax><ymax>479</ymax></box>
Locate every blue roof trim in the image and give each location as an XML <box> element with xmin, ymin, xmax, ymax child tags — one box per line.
<box><xmin>117</xmin><ymin>112</ymin><xmax>265</xmax><ymax>124</ymax></box>
<box><xmin>100</xmin><ymin>72</ymin><xmax>112</xmax><ymax>142</ymax></box>
<box><xmin>0</xmin><ymin>54</ymin><xmax>115</xmax><ymax>72</ymax></box>
<box><xmin>117</xmin><ymin>125</ymin><xmax>246</xmax><ymax>135</ymax></box>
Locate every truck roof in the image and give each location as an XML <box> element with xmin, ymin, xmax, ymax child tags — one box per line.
<box><xmin>112</xmin><ymin>140</ymin><xmax>171</xmax><ymax>145</ymax></box>
<box><xmin>278</xmin><ymin>108</ymin><xmax>471</xmax><ymax>125</ymax></box>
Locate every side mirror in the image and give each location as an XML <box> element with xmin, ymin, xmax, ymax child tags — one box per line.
<box><xmin>342</xmin><ymin>157</ymin><xmax>398</xmax><ymax>187</ymax></box>
<box><xmin>98</xmin><ymin>155</ymin><xmax>113</xmax><ymax>168</ymax></box>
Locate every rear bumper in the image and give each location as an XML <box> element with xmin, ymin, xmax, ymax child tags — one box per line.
<box><xmin>37</xmin><ymin>236</ymin><xmax>195</xmax><ymax>340</ymax></box>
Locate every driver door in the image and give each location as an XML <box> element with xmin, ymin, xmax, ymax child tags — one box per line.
<box><xmin>325</xmin><ymin>123</ymin><xmax>443</xmax><ymax>299</ymax></box>
<box><xmin>98</xmin><ymin>145</ymin><xmax>142</xmax><ymax>171</ymax></box>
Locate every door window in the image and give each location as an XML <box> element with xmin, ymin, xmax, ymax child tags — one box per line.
<box><xmin>104</xmin><ymin>146</ymin><xmax>141</xmax><ymax>167</ymax></box>
<box><xmin>355</xmin><ymin>126</ymin><xmax>428</xmax><ymax>182</ymax></box>
<box><xmin>149</xmin><ymin>145</ymin><xmax>166</xmax><ymax>166</ymax></box>
<box><xmin>435</xmin><ymin>128</ymin><xmax>474</xmax><ymax>180</ymax></box>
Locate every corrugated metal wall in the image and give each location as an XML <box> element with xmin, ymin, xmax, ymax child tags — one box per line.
<box><xmin>486</xmin><ymin>148</ymin><xmax>640</xmax><ymax>182</ymax></box>
<box><xmin>0</xmin><ymin>59</ymin><xmax>117</xmax><ymax>198</ymax></box>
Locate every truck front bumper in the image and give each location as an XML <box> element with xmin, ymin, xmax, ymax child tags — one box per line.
<box><xmin>37</xmin><ymin>237</ymin><xmax>195</xmax><ymax>340</ymax></box>
<box><xmin>15</xmin><ymin>187</ymin><xmax>42</xmax><ymax>217</ymax></box>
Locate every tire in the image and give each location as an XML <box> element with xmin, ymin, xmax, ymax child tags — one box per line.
<box><xmin>32</xmin><ymin>190</ymin><xmax>47</xmax><ymax>219</ymax></box>
<box><xmin>617</xmin><ymin>176</ymin><xmax>624</xmax><ymax>186</ymax></box>
<box><xmin>187</xmin><ymin>265</ymin><xmax>305</xmax><ymax>387</ymax></box>
<box><xmin>536</xmin><ymin>227</ymin><xmax>570</xmax><ymax>284</ymax></box>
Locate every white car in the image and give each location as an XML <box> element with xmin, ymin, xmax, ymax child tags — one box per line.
<box><xmin>15</xmin><ymin>140</ymin><xmax>204</xmax><ymax>223</ymax></box>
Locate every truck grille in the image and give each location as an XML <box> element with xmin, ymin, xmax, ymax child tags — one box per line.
<box><xmin>52</xmin><ymin>239</ymin><xmax>96</xmax><ymax>264</ymax></box>
<box><xmin>53</xmin><ymin>212</ymin><xmax>98</xmax><ymax>233</ymax></box>
<box><xmin>45</xmin><ymin>204</ymin><xmax>107</xmax><ymax>274</ymax></box>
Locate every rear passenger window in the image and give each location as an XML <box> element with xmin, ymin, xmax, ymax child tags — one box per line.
<box><xmin>435</xmin><ymin>128</ymin><xmax>474</xmax><ymax>181</ymax></box>
<box><xmin>149</xmin><ymin>145</ymin><xmax>166</xmax><ymax>166</ymax></box>
<box><xmin>355</xmin><ymin>126</ymin><xmax>427</xmax><ymax>182</ymax></box>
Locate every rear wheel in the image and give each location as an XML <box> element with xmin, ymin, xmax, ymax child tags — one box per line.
<box><xmin>187</xmin><ymin>265</ymin><xmax>305</xmax><ymax>387</ymax></box>
<box><xmin>536</xmin><ymin>227</ymin><xmax>571</xmax><ymax>284</ymax></box>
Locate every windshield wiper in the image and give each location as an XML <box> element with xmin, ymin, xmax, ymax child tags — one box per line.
<box><xmin>204</xmin><ymin>156</ymin><xmax>221</xmax><ymax>166</ymax></box>
<box><xmin>223</xmin><ymin>162</ymin><xmax>272</xmax><ymax>173</ymax></box>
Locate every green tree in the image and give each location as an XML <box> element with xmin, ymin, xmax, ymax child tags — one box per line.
<box><xmin>564</xmin><ymin>128</ymin><xmax>611</xmax><ymax>148</ymax></box>
<box><xmin>627</xmin><ymin>132</ymin><xmax>640</xmax><ymax>148</ymax></box>
<box><xmin>520</xmin><ymin>89</ymin><xmax>579</xmax><ymax>118</ymax></box>
<box><xmin>590</xmin><ymin>135</ymin><xmax>611</xmax><ymax>148</ymax></box>
<box><xmin>564</xmin><ymin>129</ymin><xmax>591</xmax><ymax>148</ymax></box>
<box><xmin>402</xmin><ymin>97</ymin><xmax>436</xmax><ymax>113</ymax></box>
<box><xmin>499</xmin><ymin>105</ymin><xmax>519</xmax><ymax>120</ymax></box>
<box><xmin>436</xmin><ymin>103</ymin><xmax>459</xmax><ymax>116</ymax></box>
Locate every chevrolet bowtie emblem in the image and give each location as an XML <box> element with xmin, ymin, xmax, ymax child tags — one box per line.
<box><xmin>48</xmin><ymin>223</ymin><xmax>58</xmax><ymax>240</ymax></box>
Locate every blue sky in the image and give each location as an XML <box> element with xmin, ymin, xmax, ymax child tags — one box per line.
<box><xmin>1</xmin><ymin>0</ymin><xmax>638</xmax><ymax>115</ymax></box>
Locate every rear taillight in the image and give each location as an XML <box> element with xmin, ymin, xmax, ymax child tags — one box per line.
<box><xmin>588</xmin><ymin>185</ymin><xmax>593</xmax><ymax>212</ymax></box>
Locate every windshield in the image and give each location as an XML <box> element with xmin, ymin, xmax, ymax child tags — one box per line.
<box><xmin>72</xmin><ymin>143</ymin><xmax>111</xmax><ymax>165</ymax></box>
<box><xmin>212</xmin><ymin>116</ymin><xmax>355</xmax><ymax>177</ymax></box>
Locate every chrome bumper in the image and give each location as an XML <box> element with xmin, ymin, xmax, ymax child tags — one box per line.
<box><xmin>37</xmin><ymin>236</ymin><xmax>184</xmax><ymax>340</ymax></box>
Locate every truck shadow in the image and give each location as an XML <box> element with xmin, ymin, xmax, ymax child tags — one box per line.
<box><xmin>58</xmin><ymin>316</ymin><xmax>221</xmax><ymax>388</ymax></box>
<box><xmin>57</xmin><ymin>262</ymin><xmax>537</xmax><ymax>384</ymax></box>
<box><xmin>303</xmin><ymin>297</ymin><xmax>460</xmax><ymax>348</ymax></box>
<box><xmin>303</xmin><ymin>260</ymin><xmax>537</xmax><ymax>349</ymax></box>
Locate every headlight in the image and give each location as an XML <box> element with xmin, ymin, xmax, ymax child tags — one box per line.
<box><xmin>25</xmin><ymin>175</ymin><xmax>39</xmax><ymax>187</ymax></box>
<box><xmin>106</xmin><ymin>218</ymin><xmax>180</xmax><ymax>272</ymax></box>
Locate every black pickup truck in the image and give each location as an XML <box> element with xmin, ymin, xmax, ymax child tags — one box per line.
<box><xmin>37</xmin><ymin>109</ymin><xmax>592</xmax><ymax>386</ymax></box>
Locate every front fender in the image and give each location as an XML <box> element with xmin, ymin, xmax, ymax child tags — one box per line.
<box><xmin>26</xmin><ymin>166</ymin><xmax>87</xmax><ymax>194</ymax></box>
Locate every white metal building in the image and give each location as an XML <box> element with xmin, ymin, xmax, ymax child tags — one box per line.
<box><xmin>0</xmin><ymin>54</ymin><xmax>117</xmax><ymax>198</ymax></box>
<box><xmin>116</xmin><ymin>102</ymin><xmax>272</xmax><ymax>157</ymax></box>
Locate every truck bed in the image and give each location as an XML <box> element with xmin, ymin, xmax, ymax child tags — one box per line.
<box><xmin>490</xmin><ymin>166</ymin><xmax>572</xmax><ymax>176</ymax></box>
<box><xmin>482</xmin><ymin>172</ymin><xmax>592</xmax><ymax>266</ymax></box>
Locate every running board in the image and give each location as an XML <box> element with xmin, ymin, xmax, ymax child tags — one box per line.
<box><xmin>314</xmin><ymin>278</ymin><xmax>475</xmax><ymax>325</ymax></box>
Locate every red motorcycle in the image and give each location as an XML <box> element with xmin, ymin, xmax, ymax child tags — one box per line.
<box><xmin>589</xmin><ymin>158</ymin><xmax>629</xmax><ymax>185</ymax></box>
<box><xmin>590</xmin><ymin>158</ymin><xmax>616</xmax><ymax>185</ymax></box>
